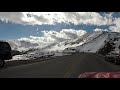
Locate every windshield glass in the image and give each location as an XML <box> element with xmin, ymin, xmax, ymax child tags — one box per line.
<box><xmin>0</xmin><ymin>12</ymin><xmax>120</xmax><ymax>78</ymax></box>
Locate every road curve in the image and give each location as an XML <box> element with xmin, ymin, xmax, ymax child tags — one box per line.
<box><xmin>0</xmin><ymin>53</ymin><xmax>120</xmax><ymax>78</ymax></box>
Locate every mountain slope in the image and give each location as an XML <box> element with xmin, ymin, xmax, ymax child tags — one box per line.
<box><xmin>7</xmin><ymin>31</ymin><xmax>120</xmax><ymax>61</ymax></box>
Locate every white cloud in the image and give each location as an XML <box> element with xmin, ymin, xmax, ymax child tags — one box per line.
<box><xmin>64</xmin><ymin>12</ymin><xmax>113</xmax><ymax>26</ymax></box>
<box><xmin>0</xmin><ymin>12</ymin><xmax>114</xmax><ymax>26</ymax></box>
<box><xmin>0</xmin><ymin>12</ymin><xmax>24</xmax><ymax>24</ymax></box>
<box><xmin>109</xmin><ymin>17</ymin><xmax>120</xmax><ymax>32</ymax></box>
<box><xmin>94</xmin><ymin>28</ymin><xmax>108</xmax><ymax>32</ymax></box>
<box><xmin>11</xmin><ymin>29</ymin><xmax>86</xmax><ymax>51</ymax></box>
<box><xmin>19</xmin><ymin>29</ymin><xmax>86</xmax><ymax>42</ymax></box>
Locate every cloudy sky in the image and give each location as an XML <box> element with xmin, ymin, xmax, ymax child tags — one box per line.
<box><xmin>0</xmin><ymin>12</ymin><xmax>120</xmax><ymax>40</ymax></box>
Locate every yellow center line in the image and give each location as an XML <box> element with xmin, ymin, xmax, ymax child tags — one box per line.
<box><xmin>64</xmin><ymin>63</ymin><xmax>74</xmax><ymax>78</ymax></box>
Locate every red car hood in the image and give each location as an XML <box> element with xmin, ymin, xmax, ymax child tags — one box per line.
<box><xmin>78</xmin><ymin>72</ymin><xmax>120</xmax><ymax>78</ymax></box>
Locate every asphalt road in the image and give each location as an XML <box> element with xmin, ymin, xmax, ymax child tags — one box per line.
<box><xmin>0</xmin><ymin>53</ymin><xmax>120</xmax><ymax>78</ymax></box>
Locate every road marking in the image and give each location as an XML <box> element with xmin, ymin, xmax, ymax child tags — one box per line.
<box><xmin>64</xmin><ymin>63</ymin><xmax>76</xmax><ymax>78</ymax></box>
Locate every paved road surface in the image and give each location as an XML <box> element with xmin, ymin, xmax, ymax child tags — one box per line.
<box><xmin>0</xmin><ymin>53</ymin><xmax>120</xmax><ymax>78</ymax></box>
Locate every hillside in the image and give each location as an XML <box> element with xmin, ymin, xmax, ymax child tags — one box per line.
<box><xmin>6</xmin><ymin>31</ymin><xmax>120</xmax><ymax>61</ymax></box>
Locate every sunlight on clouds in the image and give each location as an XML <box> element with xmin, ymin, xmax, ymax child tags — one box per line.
<box><xmin>109</xmin><ymin>17</ymin><xmax>120</xmax><ymax>32</ymax></box>
<box><xmin>0</xmin><ymin>12</ymin><xmax>114</xmax><ymax>26</ymax></box>
<box><xmin>9</xmin><ymin>29</ymin><xmax>86</xmax><ymax>51</ymax></box>
<box><xmin>94</xmin><ymin>28</ymin><xmax>108</xmax><ymax>32</ymax></box>
<box><xmin>1</xmin><ymin>12</ymin><xmax>120</xmax><ymax>32</ymax></box>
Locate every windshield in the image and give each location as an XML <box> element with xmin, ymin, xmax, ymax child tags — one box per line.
<box><xmin>0</xmin><ymin>12</ymin><xmax>120</xmax><ymax>78</ymax></box>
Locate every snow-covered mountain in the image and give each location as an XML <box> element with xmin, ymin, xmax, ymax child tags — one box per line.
<box><xmin>6</xmin><ymin>30</ymin><xmax>120</xmax><ymax>61</ymax></box>
<box><xmin>63</xmin><ymin>31</ymin><xmax>120</xmax><ymax>55</ymax></box>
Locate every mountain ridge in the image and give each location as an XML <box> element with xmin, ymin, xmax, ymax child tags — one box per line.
<box><xmin>6</xmin><ymin>31</ymin><xmax>120</xmax><ymax>61</ymax></box>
